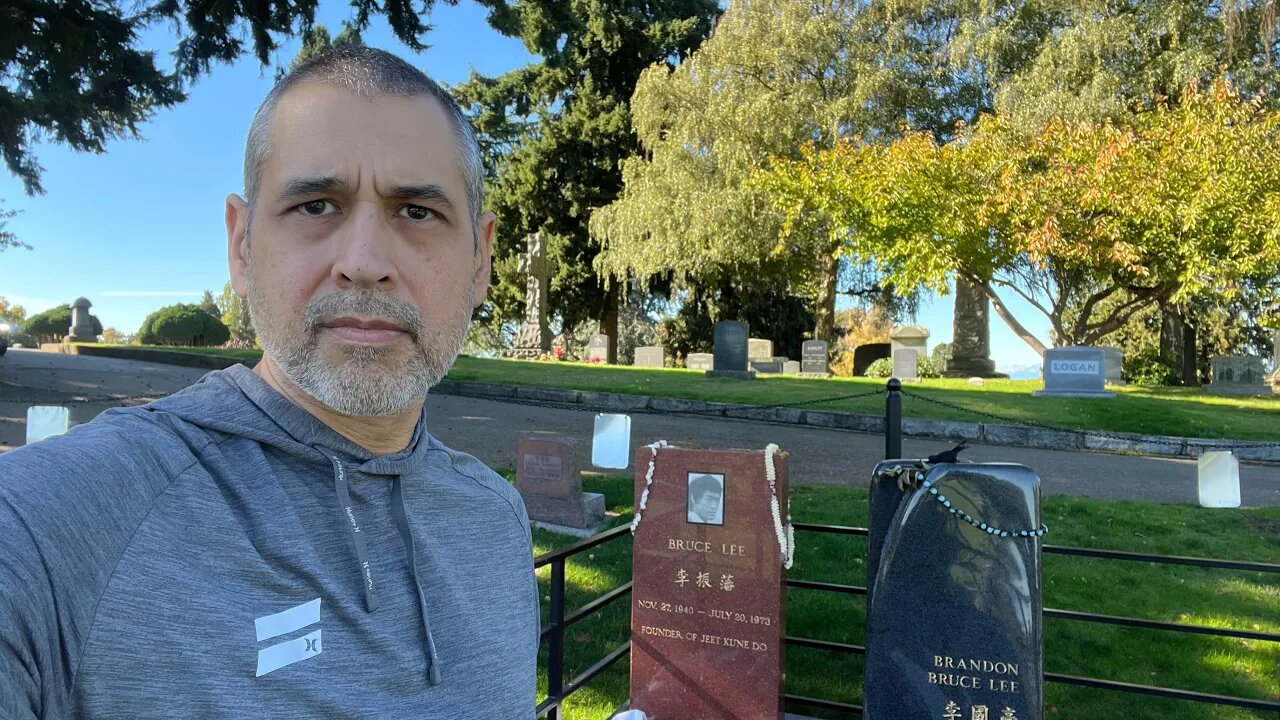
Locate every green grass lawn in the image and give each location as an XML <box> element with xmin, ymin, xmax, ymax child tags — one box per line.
<box><xmin>85</xmin><ymin>346</ymin><xmax>1280</xmax><ymax>441</ymax></box>
<box><xmin>531</xmin><ymin>474</ymin><xmax>1280</xmax><ymax>720</ymax></box>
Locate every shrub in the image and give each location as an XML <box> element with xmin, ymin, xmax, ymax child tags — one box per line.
<box><xmin>864</xmin><ymin>354</ymin><xmax>940</xmax><ymax>378</ymax></box>
<box><xmin>23</xmin><ymin>305</ymin><xmax>101</xmax><ymax>344</ymax></box>
<box><xmin>1123</xmin><ymin>349</ymin><xmax>1181</xmax><ymax>386</ymax></box>
<box><xmin>138</xmin><ymin>304</ymin><xmax>231</xmax><ymax>347</ymax></box>
<box><xmin>864</xmin><ymin>357</ymin><xmax>893</xmax><ymax>377</ymax></box>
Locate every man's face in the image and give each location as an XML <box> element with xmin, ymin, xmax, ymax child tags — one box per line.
<box><xmin>226</xmin><ymin>83</ymin><xmax>493</xmax><ymax>416</ymax></box>
<box><xmin>693</xmin><ymin>490</ymin><xmax>721</xmax><ymax>523</ymax></box>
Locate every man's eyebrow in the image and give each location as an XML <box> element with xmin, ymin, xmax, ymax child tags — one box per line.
<box><xmin>277</xmin><ymin>176</ymin><xmax>345</xmax><ymax>203</ymax></box>
<box><xmin>388</xmin><ymin>184</ymin><xmax>457</xmax><ymax>212</ymax></box>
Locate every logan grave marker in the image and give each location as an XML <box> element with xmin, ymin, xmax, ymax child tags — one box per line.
<box><xmin>1033</xmin><ymin>347</ymin><xmax>1113</xmax><ymax>397</ymax></box>
<box><xmin>629</xmin><ymin>446</ymin><xmax>790</xmax><ymax>720</ymax></box>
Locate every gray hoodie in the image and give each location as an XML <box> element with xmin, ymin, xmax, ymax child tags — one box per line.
<box><xmin>0</xmin><ymin>364</ymin><xmax>538</xmax><ymax>719</ymax></box>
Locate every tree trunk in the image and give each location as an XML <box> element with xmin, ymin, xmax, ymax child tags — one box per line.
<box><xmin>1160</xmin><ymin>304</ymin><xmax>1198</xmax><ymax>386</ymax></box>
<box><xmin>813</xmin><ymin>252</ymin><xmax>838</xmax><ymax>342</ymax></box>
<box><xmin>600</xmin><ymin>279</ymin><xmax>619</xmax><ymax>364</ymax></box>
<box><xmin>978</xmin><ymin>282</ymin><xmax>1047</xmax><ymax>356</ymax></box>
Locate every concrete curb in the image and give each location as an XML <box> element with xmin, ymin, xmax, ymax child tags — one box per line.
<box><xmin>40</xmin><ymin>343</ymin><xmax>255</xmax><ymax>371</ymax></box>
<box><xmin>432</xmin><ymin>380</ymin><xmax>1280</xmax><ymax>463</ymax></box>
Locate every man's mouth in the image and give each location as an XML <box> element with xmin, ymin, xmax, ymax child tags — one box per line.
<box><xmin>319</xmin><ymin>316</ymin><xmax>411</xmax><ymax>345</ymax></box>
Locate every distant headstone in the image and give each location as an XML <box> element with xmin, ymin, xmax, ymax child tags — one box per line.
<box><xmin>747</xmin><ymin>338</ymin><xmax>773</xmax><ymax>361</ymax></box>
<box><xmin>516</xmin><ymin>438</ymin><xmax>605</xmax><ymax>534</ymax></box>
<box><xmin>801</xmin><ymin>340</ymin><xmax>830</xmax><ymax>376</ymax></box>
<box><xmin>507</xmin><ymin>232</ymin><xmax>552</xmax><ymax>359</ymax></box>
<box><xmin>629</xmin><ymin>446</ymin><xmax>789</xmax><ymax>720</ymax></box>
<box><xmin>866</xmin><ymin>461</ymin><xmax>1044</xmax><ymax>720</ymax></box>
<box><xmin>782</xmin><ymin>360</ymin><xmax>800</xmax><ymax>375</ymax></box>
<box><xmin>968</xmin><ymin>377</ymin><xmax>985</xmax><ymax>387</ymax></box>
<box><xmin>709</xmin><ymin>321</ymin><xmax>754</xmax><ymax>379</ymax></box>
<box><xmin>587</xmin><ymin>334</ymin><xmax>612</xmax><ymax>364</ymax></box>
<box><xmin>1206</xmin><ymin>356</ymin><xmax>1272</xmax><ymax>396</ymax></box>
<box><xmin>749</xmin><ymin>359</ymin><xmax>783</xmax><ymax>374</ymax></box>
<box><xmin>686</xmin><ymin>353</ymin><xmax>715</xmax><ymax>371</ymax></box>
<box><xmin>1100</xmin><ymin>346</ymin><xmax>1125</xmax><ymax>386</ymax></box>
<box><xmin>68</xmin><ymin>297</ymin><xmax>97</xmax><ymax>343</ymax></box>
<box><xmin>889</xmin><ymin>325</ymin><xmax>929</xmax><ymax>358</ymax></box>
<box><xmin>634</xmin><ymin>346</ymin><xmax>665</xmax><ymax>369</ymax></box>
<box><xmin>854</xmin><ymin>343</ymin><xmax>891</xmax><ymax>376</ymax></box>
<box><xmin>944</xmin><ymin>278</ymin><xmax>1005</xmax><ymax>378</ymax></box>
<box><xmin>1033</xmin><ymin>347</ymin><xmax>1114</xmax><ymax>398</ymax></box>
<box><xmin>893</xmin><ymin>348</ymin><xmax>919</xmax><ymax>381</ymax></box>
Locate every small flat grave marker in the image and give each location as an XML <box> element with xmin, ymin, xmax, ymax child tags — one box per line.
<box><xmin>516</xmin><ymin>438</ymin><xmax>605</xmax><ymax>534</ymax></box>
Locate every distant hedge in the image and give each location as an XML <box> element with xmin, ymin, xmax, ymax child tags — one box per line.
<box><xmin>138</xmin><ymin>304</ymin><xmax>230</xmax><ymax>347</ymax></box>
<box><xmin>23</xmin><ymin>304</ymin><xmax>101</xmax><ymax>344</ymax></box>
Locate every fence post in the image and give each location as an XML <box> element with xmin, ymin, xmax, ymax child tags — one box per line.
<box><xmin>547</xmin><ymin>558</ymin><xmax>566</xmax><ymax>720</ymax></box>
<box><xmin>885</xmin><ymin>378</ymin><xmax>902</xmax><ymax>460</ymax></box>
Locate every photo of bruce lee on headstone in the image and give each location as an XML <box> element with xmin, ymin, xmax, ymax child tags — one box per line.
<box><xmin>687</xmin><ymin>472</ymin><xmax>725</xmax><ymax>526</ymax></box>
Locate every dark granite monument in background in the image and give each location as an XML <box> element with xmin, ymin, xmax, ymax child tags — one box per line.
<box><xmin>629</xmin><ymin>446</ymin><xmax>789</xmax><ymax>720</ymax></box>
<box><xmin>865</xmin><ymin>460</ymin><xmax>1044</xmax><ymax>720</ymax></box>
<box><xmin>945</xmin><ymin>278</ymin><xmax>1006</xmax><ymax>378</ymax></box>
<box><xmin>709</xmin><ymin>321</ymin><xmax>755</xmax><ymax>379</ymax></box>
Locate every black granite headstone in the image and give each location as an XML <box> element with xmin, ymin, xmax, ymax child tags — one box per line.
<box><xmin>711</xmin><ymin>321</ymin><xmax>752</xmax><ymax>378</ymax></box>
<box><xmin>801</xmin><ymin>340</ymin><xmax>829</xmax><ymax>374</ymax></box>
<box><xmin>865</xmin><ymin>461</ymin><xmax>1044</xmax><ymax>720</ymax></box>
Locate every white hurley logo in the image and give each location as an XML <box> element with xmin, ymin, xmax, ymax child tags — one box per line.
<box><xmin>254</xmin><ymin>598</ymin><xmax>323</xmax><ymax>677</ymax></box>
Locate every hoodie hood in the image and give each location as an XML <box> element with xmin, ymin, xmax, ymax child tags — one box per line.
<box><xmin>137</xmin><ymin>363</ymin><xmax>443</xmax><ymax>685</ymax></box>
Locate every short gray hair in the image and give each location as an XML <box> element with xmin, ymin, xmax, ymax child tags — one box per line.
<box><xmin>242</xmin><ymin>46</ymin><xmax>485</xmax><ymax>231</ymax></box>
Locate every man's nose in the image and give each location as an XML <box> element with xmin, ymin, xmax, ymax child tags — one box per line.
<box><xmin>332</xmin><ymin>204</ymin><xmax>396</xmax><ymax>291</ymax></box>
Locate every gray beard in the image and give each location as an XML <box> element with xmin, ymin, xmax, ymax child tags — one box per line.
<box><xmin>247</xmin><ymin>278</ymin><xmax>471</xmax><ymax>417</ymax></box>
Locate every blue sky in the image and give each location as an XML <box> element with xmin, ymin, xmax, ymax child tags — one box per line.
<box><xmin>0</xmin><ymin>1</ymin><xmax>1048</xmax><ymax>374</ymax></box>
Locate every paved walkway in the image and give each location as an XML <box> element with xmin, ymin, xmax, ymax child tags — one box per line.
<box><xmin>3</xmin><ymin>349</ymin><xmax>1279</xmax><ymax>506</ymax></box>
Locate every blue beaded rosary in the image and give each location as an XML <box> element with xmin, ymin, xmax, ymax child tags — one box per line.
<box><xmin>920</xmin><ymin>475</ymin><xmax>1049</xmax><ymax>539</ymax></box>
<box><xmin>880</xmin><ymin>463</ymin><xmax>1049</xmax><ymax>539</ymax></box>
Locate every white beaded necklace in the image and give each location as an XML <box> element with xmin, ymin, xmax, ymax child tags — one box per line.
<box><xmin>630</xmin><ymin>440</ymin><xmax>668</xmax><ymax>534</ymax></box>
<box><xmin>765</xmin><ymin>443</ymin><xmax>795</xmax><ymax>569</ymax></box>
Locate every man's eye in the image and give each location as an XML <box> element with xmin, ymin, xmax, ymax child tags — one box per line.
<box><xmin>399</xmin><ymin>205</ymin><xmax>436</xmax><ymax>221</ymax></box>
<box><xmin>298</xmin><ymin>200</ymin><xmax>335</xmax><ymax>217</ymax></box>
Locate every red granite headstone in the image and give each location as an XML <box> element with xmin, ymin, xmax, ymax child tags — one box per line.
<box><xmin>629</xmin><ymin>446</ymin><xmax>789</xmax><ymax>720</ymax></box>
<box><xmin>516</xmin><ymin>438</ymin><xmax>605</xmax><ymax>530</ymax></box>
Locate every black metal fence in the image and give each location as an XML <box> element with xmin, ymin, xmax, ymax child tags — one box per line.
<box><xmin>534</xmin><ymin>379</ymin><xmax>1280</xmax><ymax>718</ymax></box>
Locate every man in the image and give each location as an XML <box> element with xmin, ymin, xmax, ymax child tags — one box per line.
<box><xmin>687</xmin><ymin>473</ymin><xmax>724</xmax><ymax>525</ymax></box>
<box><xmin>0</xmin><ymin>47</ymin><xmax>537</xmax><ymax>718</ymax></box>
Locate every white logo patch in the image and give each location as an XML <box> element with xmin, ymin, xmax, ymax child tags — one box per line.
<box><xmin>254</xmin><ymin>598</ymin><xmax>323</xmax><ymax>676</ymax></box>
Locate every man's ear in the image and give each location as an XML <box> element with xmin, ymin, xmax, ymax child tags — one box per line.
<box><xmin>226</xmin><ymin>194</ymin><xmax>252</xmax><ymax>297</ymax></box>
<box><xmin>472</xmin><ymin>211</ymin><xmax>497</xmax><ymax>309</ymax></box>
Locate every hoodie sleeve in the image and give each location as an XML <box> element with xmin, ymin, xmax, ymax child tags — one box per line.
<box><xmin>0</xmin><ymin>491</ymin><xmax>54</xmax><ymax>720</ymax></box>
<box><xmin>0</xmin><ymin>414</ymin><xmax>192</xmax><ymax>719</ymax></box>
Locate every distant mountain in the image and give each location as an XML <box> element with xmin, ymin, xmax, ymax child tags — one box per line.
<box><xmin>1000</xmin><ymin>364</ymin><xmax>1041</xmax><ymax>380</ymax></box>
